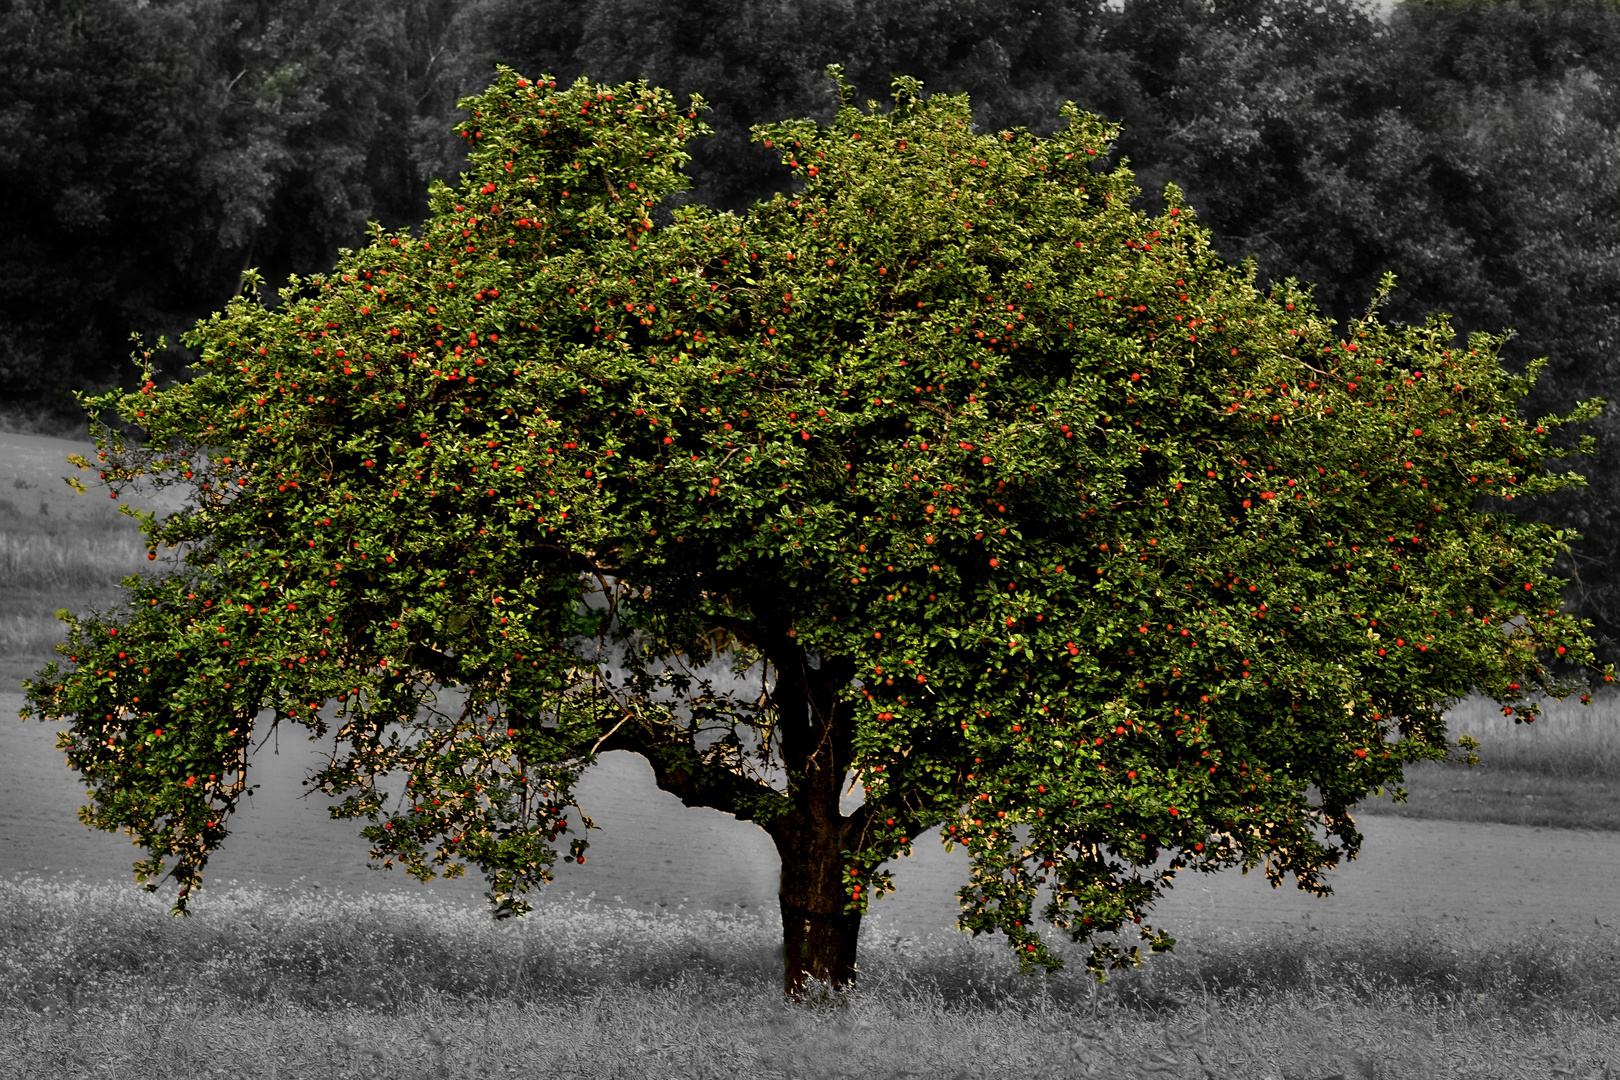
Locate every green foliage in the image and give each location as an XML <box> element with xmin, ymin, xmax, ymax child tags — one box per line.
<box><xmin>1099</xmin><ymin>0</ymin><xmax>1620</xmax><ymax>672</ymax></box>
<box><xmin>21</xmin><ymin>66</ymin><xmax>1611</xmax><ymax>983</ymax></box>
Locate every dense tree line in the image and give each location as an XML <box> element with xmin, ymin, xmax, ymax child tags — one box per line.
<box><xmin>4</xmin><ymin>0</ymin><xmax>1617</xmax><ymax>667</ymax></box>
<box><xmin>0</xmin><ymin>0</ymin><xmax>465</xmax><ymax>422</ymax></box>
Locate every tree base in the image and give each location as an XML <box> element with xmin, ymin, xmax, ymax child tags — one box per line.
<box><xmin>780</xmin><ymin>899</ymin><xmax>861</xmax><ymax>997</ymax></box>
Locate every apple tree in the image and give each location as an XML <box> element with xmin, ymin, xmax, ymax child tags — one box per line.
<box><xmin>22</xmin><ymin>65</ymin><xmax>1610</xmax><ymax>996</ymax></box>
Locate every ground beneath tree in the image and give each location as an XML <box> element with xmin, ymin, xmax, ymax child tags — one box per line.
<box><xmin>1354</xmin><ymin>765</ymin><xmax>1620</xmax><ymax>833</ymax></box>
<box><xmin>1149</xmin><ymin>814</ymin><xmax>1620</xmax><ymax>941</ymax></box>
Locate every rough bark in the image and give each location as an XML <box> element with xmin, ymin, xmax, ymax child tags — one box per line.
<box><xmin>761</xmin><ymin>648</ymin><xmax>868</xmax><ymax>996</ymax></box>
<box><xmin>774</xmin><ymin>803</ymin><xmax>863</xmax><ymax>996</ymax></box>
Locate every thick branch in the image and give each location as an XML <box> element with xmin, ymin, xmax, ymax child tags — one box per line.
<box><xmin>593</xmin><ymin>713</ymin><xmax>787</xmax><ymax>824</ymax></box>
<box><xmin>516</xmin><ymin>540</ymin><xmax>621</xmax><ymax>577</ymax></box>
<box><xmin>701</xmin><ymin>612</ymin><xmax>828</xmax><ymax>706</ymax></box>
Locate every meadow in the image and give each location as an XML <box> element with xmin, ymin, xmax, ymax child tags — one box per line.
<box><xmin>2</xmin><ymin>871</ymin><xmax>1618</xmax><ymax>1080</ymax></box>
<box><xmin>1354</xmin><ymin>694</ymin><xmax>1620</xmax><ymax>834</ymax></box>
<box><xmin>0</xmin><ymin>410</ymin><xmax>175</xmax><ymax>689</ymax></box>
<box><xmin>0</xmin><ymin>500</ymin><xmax>158</xmax><ymax>690</ymax></box>
<box><xmin>5</xmin><ymin>433</ymin><xmax>1620</xmax><ymax>1078</ymax></box>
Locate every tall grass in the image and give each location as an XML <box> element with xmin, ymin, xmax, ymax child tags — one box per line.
<box><xmin>1</xmin><ymin>873</ymin><xmax>1615</xmax><ymax>1079</ymax></box>
<box><xmin>0</xmin><ymin>524</ymin><xmax>155</xmax><ymax>674</ymax></box>
<box><xmin>1441</xmin><ymin>692</ymin><xmax>1620</xmax><ymax>778</ymax></box>
<box><xmin>0</xmin><ymin>613</ymin><xmax>73</xmax><ymax>663</ymax></box>
<box><xmin>0</xmin><ymin>493</ymin><xmax>176</xmax><ymax>674</ymax></box>
<box><xmin>0</xmin><ymin>528</ymin><xmax>152</xmax><ymax>593</ymax></box>
<box><xmin>1349</xmin><ymin>691</ymin><xmax>1620</xmax><ymax>832</ymax></box>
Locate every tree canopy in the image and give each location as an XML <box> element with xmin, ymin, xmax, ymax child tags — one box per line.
<box><xmin>11</xmin><ymin>0</ymin><xmax>1619</xmax><ymax>681</ymax></box>
<box><xmin>22</xmin><ymin>66</ymin><xmax>1610</xmax><ymax>995</ymax></box>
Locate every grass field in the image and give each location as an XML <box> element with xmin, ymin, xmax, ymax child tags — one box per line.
<box><xmin>1</xmin><ymin>873</ymin><xmax>1616</xmax><ymax>1080</ymax></box>
<box><xmin>1355</xmin><ymin>693</ymin><xmax>1620</xmax><ymax>834</ymax></box>
<box><xmin>0</xmin><ymin>496</ymin><xmax>157</xmax><ymax>689</ymax></box>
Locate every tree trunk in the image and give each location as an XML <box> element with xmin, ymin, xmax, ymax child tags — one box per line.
<box><xmin>775</xmin><ymin>814</ymin><xmax>862</xmax><ymax>996</ymax></box>
<box><xmin>764</xmin><ymin>650</ymin><xmax>865</xmax><ymax>996</ymax></box>
<box><xmin>614</xmin><ymin>608</ymin><xmax>872</xmax><ymax>997</ymax></box>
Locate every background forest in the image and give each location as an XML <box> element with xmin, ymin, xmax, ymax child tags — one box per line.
<box><xmin>4</xmin><ymin>0</ymin><xmax>1618</xmax><ymax>673</ymax></box>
